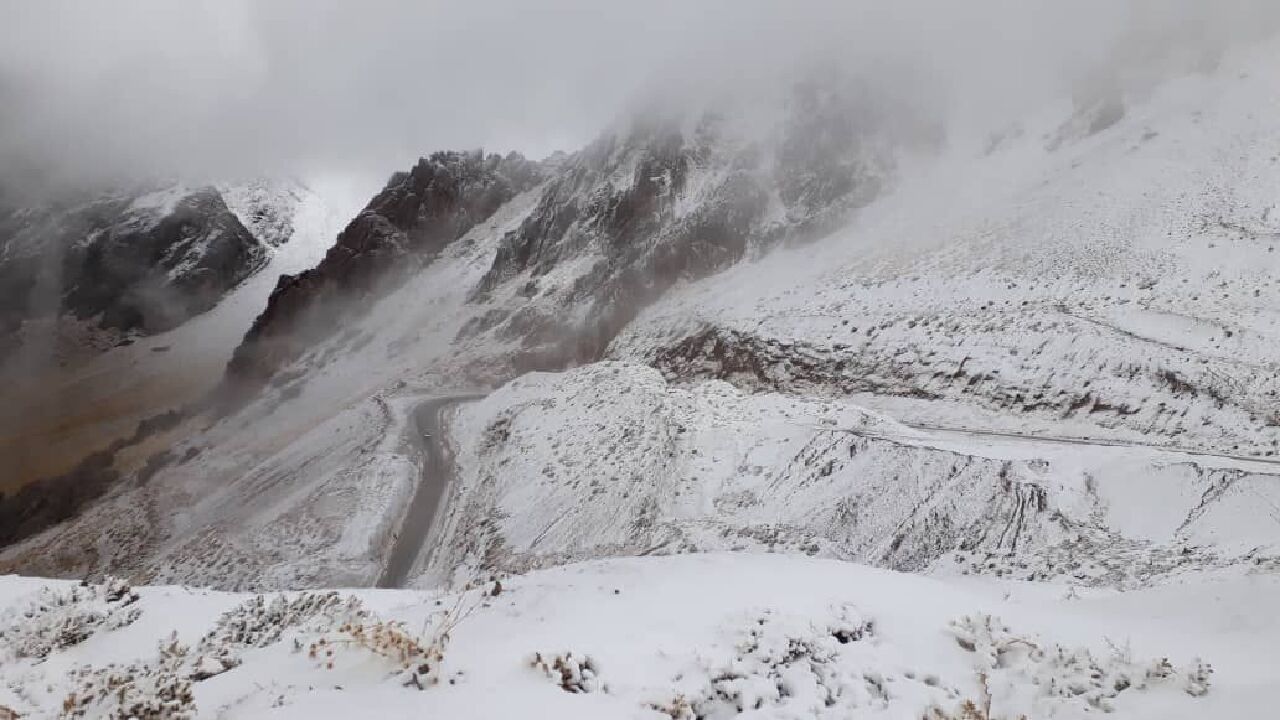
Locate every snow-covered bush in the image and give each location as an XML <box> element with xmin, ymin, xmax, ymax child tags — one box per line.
<box><xmin>51</xmin><ymin>591</ymin><xmax>370</xmax><ymax>718</ymax></box>
<box><xmin>947</xmin><ymin>613</ymin><xmax>1213</xmax><ymax>716</ymax></box>
<box><xmin>647</xmin><ymin>695</ymin><xmax>696</xmax><ymax>720</ymax></box>
<box><xmin>0</xmin><ymin>577</ymin><xmax>141</xmax><ymax>661</ymax></box>
<box><xmin>309</xmin><ymin>618</ymin><xmax>446</xmax><ymax>689</ymax></box>
<box><xmin>670</xmin><ymin>604</ymin><xmax>893</xmax><ymax>718</ymax></box>
<box><xmin>923</xmin><ymin>698</ymin><xmax>997</xmax><ymax>720</ymax></box>
<box><xmin>62</xmin><ymin>633</ymin><xmax>193</xmax><ymax>719</ymax></box>
<box><xmin>1184</xmin><ymin>658</ymin><xmax>1214</xmax><ymax>697</ymax></box>
<box><xmin>308</xmin><ymin>584</ymin><xmax>483</xmax><ymax>690</ymax></box>
<box><xmin>199</xmin><ymin>591</ymin><xmax>364</xmax><ymax>651</ymax></box>
<box><xmin>181</xmin><ymin>590</ymin><xmax>369</xmax><ymax>683</ymax></box>
<box><xmin>530</xmin><ymin>652</ymin><xmax>602</xmax><ymax>693</ymax></box>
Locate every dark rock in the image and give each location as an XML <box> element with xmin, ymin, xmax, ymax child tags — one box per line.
<box><xmin>225</xmin><ymin>73</ymin><xmax>929</xmax><ymax>396</ymax></box>
<box><xmin>60</xmin><ymin>188</ymin><xmax>266</xmax><ymax>333</ymax></box>
<box><xmin>0</xmin><ymin>185</ymin><xmax>268</xmax><ymax>361</ymax></box>
<box><xmin>465</xmin><ymin>75</ymin><xmax>913</xmax><ymax>371</ymax></box>
<box><xmin>223</xmin><ymin>150</ymin><xmax>543</xmax><ymax>393</ymax></box>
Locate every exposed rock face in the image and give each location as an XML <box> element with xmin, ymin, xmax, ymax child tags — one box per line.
<box><xmin>0</xmin><ymin>185</ymin><xmax>267</xmax><ymax>360</ymax></box>
<box><xmin>462</xmin><ymin>116</ymin><xmax>775</xmax><ymax>368</ymax></box>
<box><xmin>63</xmin><ymin>188</ymin><xmax>266</xmax><ymax>333</ymax></box>
<box><xmin>220</xmin><ymin>74</ymin><xmax>928</xmax><ymax>394</ymax></box>
<box><xmin>640</xmin><ymin>307</ymin><xmax>1280</xmax><ymax>457</ymax></box>
<box><xmin>462</xmin><ymin>77</ymin><xmax>923</xmax><ymax>372</ymax></box>
<box><xmin>218</xmin><ymin>179</ymin><xmax>306</xmax><ymax>248</ymax></box>
<box><xmin>224</xmin><ymin>151</ymin><xmax>543</xmax><ymax>389</ymax></box>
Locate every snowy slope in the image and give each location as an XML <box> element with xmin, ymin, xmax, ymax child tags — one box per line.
<box><xmin>0</xmin><ymin>187</ymin><xmax>547</xmax><ymax>586</ymax></box>
<box><xmin>424</xmin><ymin>362</ymin><xmax>1280</xmax><ymax>590</ymax></box>
<box><xmin>6</xmin><ymin>34</ymin><xmax>1280</xmax><ymax>609</ymax></box>
<box><xmin>2</xmin><ymin>554</ymin><xmax>1268</xmax><ymax>719</ymax></box>
<box><xmin>407</xmin><ymin>40</ymin><xmax>1280</xmax><ymax>594</ymax></box>
<box><xmin>0</xmin><ymin>179</ymin><xmax>345</xmax><ymax>525</ymax></box>
<box><xmin>613</xmin><ymin>38</ymin><xmax>1280</xmax><ymax>458</ymax></box>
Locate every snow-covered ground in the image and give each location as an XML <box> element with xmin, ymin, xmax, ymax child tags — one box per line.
<box><xmin>612</xmin><ymin>37</ymin><xmax>1280</xmax><ymax>458</ymax></box>
<box><xmin>2</xmin><ymin>553</ymin><xmax>1271</xmax><ymax>719</ymax></box>
<box><xmin>425</xmin><ymin>362</ymin><xmax>1280</xmax><ymax>590</ymax></box>
<box><xmin>9</xmin><ymin>36</ymin><xmax>1280</xmax><ymax>592</ymax></box>
<box><xmin>3</xmin><ymin>35</ymin><xmax>1280</xmax><ymax>720</ymax></box>
<box><xmin>0</xmin><ymin>185</ymin><xmax>548</xmax><ymax>586</ymax></box>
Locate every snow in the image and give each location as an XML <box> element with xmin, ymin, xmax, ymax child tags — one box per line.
<box><xmin>0</xmin><ymin>184</ymin><xmax>549</xmax><ymax>587</ymax></box>
<box><xmin>609</xmin><ymin>37</ymin><xmax>1280</xmax><ymax>459</ymax></box>
<box><xmin>14</xmin><ymin>43</ymin><xmax>1280</xmax><ymax>592</ymax></box>
<box><xmin>425</xmin><ymin>362</ymin><xmax>1280</xmax><ymax>592</ymax></box>
<box><xmin>3</xmin><ymin>33</ymin><xmax>1280</xmax><ymax>720</ymax></box>
<box><xmin>60</xmin><ymin>177</ymin><xmax>344</xmax><ymax>408</ymax></box>
<box><xmin>2</xmin><ymin>553</ymin><xmax>1273</xmax><ymax>719</ymax></box>
<box><xmin>127</xmin><ymin>184</ymin><xmax>193</xmax><ymax>216</ymax></box>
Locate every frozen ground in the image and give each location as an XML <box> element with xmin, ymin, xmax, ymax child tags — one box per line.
<box><xmin>2</xmin><ymin>36</ymin><xmax>1279</xmax><ymax>720</ymax></box>
<box><xmin>2</xmin><ymin>553</ymin><xmax>1271</xmax><ymax>719</ymax></box>
<box><xmin>426</xmin><ymin>363</ymin><xmax>1280</xmax><ymax>589</ymax></box>
<box><xmin>613</xmin><ymin>38</ymin><xmax>1280</xmax><ymax>458</ymax></box>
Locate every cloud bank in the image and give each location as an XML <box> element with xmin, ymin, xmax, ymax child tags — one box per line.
<box><xmin>1</xmin><ymin>0</ymin><xmax>1277</xmax><ymax>192</ymax></box>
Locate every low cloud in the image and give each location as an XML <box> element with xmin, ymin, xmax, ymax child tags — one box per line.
<box><xmin>1</xmin><ymin>0</ymin><xmax>1277</xmax><ymax>193</ymax></box>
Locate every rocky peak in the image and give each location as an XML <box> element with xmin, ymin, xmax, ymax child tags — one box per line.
<box><xmin>223</xmin><ymin>150</ymin><xmax>544</xmax><ymax>389</ymax></box>
<box><xmin>218</xmin><ymin>179</ymin><xmax>308</xmax><ymax>249</ymax></box>
<box><xmin>0</xmin><ymin>183</ymin><xmax>267</xmax><ymax>363</ymax></box>
<box><xmin>65</xmin><ymin>187</ymin><xmax>265</xmax><ymax>333</ymax></box>
<box><xmin>462</xmin><ymin>72</ymin><xmax>930</xmax><ymax>370</ymax></box>
<box><xmin>221</xmin><ymin>72</ymin><xmax>936</xmax><ymax>393</ymax></box>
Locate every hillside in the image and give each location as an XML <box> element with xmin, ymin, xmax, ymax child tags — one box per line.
<box><xmin>0</xmin><ymin>32</ymin><xmax>1275</xmax><ymax>720</ymax></box>
<box><xmin>0</xmin><ymin>179</ymin><xmax>346</xmax><ymax>541</ymax></box>
<box><xmin>3</xmin><ymin>554</ymin><xmax>1273</xmax><ymax>719</ymax></box>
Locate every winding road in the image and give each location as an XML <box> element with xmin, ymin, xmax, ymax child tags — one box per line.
<box><xmin>812</xmin><ymin>419</ymin><xmax>1280</xmax><ymax>470</ymax></box>
<box><xmin>376</xmin><ymin>394</ymin><xmax>482</xmax><ymax>589</ymax></box>
<box><xmin>376</xmin><ymin>389</ymin><xmax>1279</xmax><ymax>589</ymax></box>
<box><xmin>903</xmin><ymin>422</ymin><xmax>1280</xmax><ymax>469</ymax></box>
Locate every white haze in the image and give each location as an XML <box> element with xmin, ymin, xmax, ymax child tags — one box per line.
<box><xmin>1</xmin><ymin>0</ymin><xmax>1278</xmax><ymax>195</ymax></box>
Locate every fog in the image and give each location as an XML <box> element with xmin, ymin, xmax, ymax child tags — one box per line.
<box><xmin>2</xmin><ymin>0</ymin><xmax>1279</xmax><ymax>194</ymax></box>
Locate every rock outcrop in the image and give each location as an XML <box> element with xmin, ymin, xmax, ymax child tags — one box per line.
<box><xmin>459</xmin><ymin>76</ymin><xmax>924</xmax><ymax>372</ymax></box>
<box><xmin>224</xmin><ymin>151</ymin><xmax>543</xmax><ymax>390</ymax></box>
<box><xmin>0</xmin><ymin>184</ymin><xmax>268</xmax><ymax>361</ymax></box>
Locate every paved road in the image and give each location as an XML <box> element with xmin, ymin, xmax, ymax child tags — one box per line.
<box><xmin>377</xmin><ymin>394</ymin><xmax>482</xmax><ymax>589</ymax></box>
<box><xmin>375</xmin><ymin>391</ymin><xmax>1278</xmax><ymax>588</ymax></box>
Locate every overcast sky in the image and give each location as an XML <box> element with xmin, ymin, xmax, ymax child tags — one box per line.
<box><xmin>2</xmin><ymin>0</ymin><xmax>1277</xmax><ymax>195</ymax></box>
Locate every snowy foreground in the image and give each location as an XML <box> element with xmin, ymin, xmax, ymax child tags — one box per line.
<box><xmin>3</xmin><ymin>554</ymin><xmax>1275</xmax><ymax>719</ymax></box>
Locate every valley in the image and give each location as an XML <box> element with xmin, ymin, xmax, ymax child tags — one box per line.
<box><xmin>2</xmin><ymin>9</ymin><xmax>1280</xmax><ymax>718</ymax></box>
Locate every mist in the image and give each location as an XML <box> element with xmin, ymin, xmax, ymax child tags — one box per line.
<box><xmin>2</xmin><ymin>0</ymin><xmax>1279</xmax><ymax>196</ymax></box>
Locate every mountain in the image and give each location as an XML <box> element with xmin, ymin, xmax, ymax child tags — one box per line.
<box><xmin>1</xmin><ymin>24</ymin><xmax>1280</xmax><ymax>720</ymax></box>
<box><xmin>4</xmin><ymin>39</ymin><xmax>1280</xmax><ymax>590</ymax></box>
<box><xmin>0</xmin><ymin>184</ymin><xmax>267</xmax><ymax>364</ymax></box>
<box><xmin>458</xmin><ymin>80</ymin><xmax>928</xmax><ymax>372</ymax></box>
<box><xmin>225</xmin><ymin>151</ymin><xmax>543</xmax><ymax>393</ymax></box>
<box><xmin>0</xmin><ymin>31</ymin><xmax>1279</xmax><ymax>720</ymax></box>
<box><xmin>0</xmin><ymin>178</ymin><xmax>343</xmax><ymax>543</ymax></box>
<box><xmin>223</xmin><ymin>76</ymin><xmax>931</xmax><ymax>398</ymax></box>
